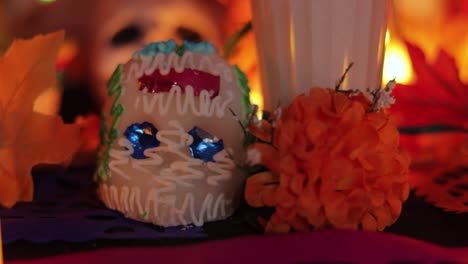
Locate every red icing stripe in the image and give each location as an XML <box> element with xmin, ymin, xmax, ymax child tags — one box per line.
<box><xmin>138</xmin><ymin>68</ymin><xmax>220</xmax><ymax>99</ymax></box>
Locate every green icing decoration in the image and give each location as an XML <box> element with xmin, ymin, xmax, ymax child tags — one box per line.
<box><xmin>175</xmin><ymin>44</ymin><xmax>186</xmax><ymax>57</ymax></box>
<box><xmin>139</xmin><ymin>211</ymin><xmax>149</xmax><ymax>219</ymax></box>
<box><xmin>234</xmin><ymin>65</ymin><xmax>258</xmax><ymax>149</ymax></box>
<box><xmin>95</xmin><ymin>64</ymin><xmax>125</xmax><ymax>182</ymax></box>
<box><xmin>234</xmin><ymin>65</ymin><xmax>252</xmax><ymax>124</ymax></box>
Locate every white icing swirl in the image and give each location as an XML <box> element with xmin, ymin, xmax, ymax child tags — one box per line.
<box><xmin>100</xmin><ymin>184</ymin><xmax>231</xmax><ymax>227</ymax></box>
<box><xmin>108</xmin><ymin>120</ymin><xmax>236</xmax><ymax>187</ymax></box>
<box><xmin>136</xmin><ymin>85</ymin><xmax>233</xmax><ymax>118</ymax></box>
<box><xmin>125</xmin><ymin>51</ymin><xmax>233</xmax><ymax>82</ymax></box>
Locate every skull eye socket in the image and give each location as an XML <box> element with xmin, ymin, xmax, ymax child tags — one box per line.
<box><xmin>176</xmin><ymin>27</ymin><xmax>203</xmax><ymax>43</ymax></box>
<box><xmin>111</xmin><ymin>24</ymin><xmax>144</xmax><ymax>47</ymax></box>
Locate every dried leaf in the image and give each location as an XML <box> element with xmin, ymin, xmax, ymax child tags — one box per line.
<box><xmin>390</xmin><ymin>42</ymin><xmax>468</xmax><ymax>128</ymax></box>
<box><xmin>406</xmin><ymin>135</ymin><xmax>467</xmax><ymax>213</ymax></box>
<box><xmin>390</xmin><ymin>43</ymin><xmax>468</xmax><ymax>212</ymax></box>
<box><xmin>0</xmin><ymin>31</ymin><xmax>80</xmax><ymax>208</ymax></box>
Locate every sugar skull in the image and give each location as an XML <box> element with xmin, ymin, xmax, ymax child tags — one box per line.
<box><xmin>2</xmin><ymin>0</ymin><xmax>228</xmax><ymax>110</ymax></box>
<box><xmin>89</xmin><ymin>0</ymin><xmax>228</xmax><ymax>108</ymax></box>
<box><xmin>96</xmin><ymin>40</ymin><xmax>250</xmax><ymax>227</ymax></box>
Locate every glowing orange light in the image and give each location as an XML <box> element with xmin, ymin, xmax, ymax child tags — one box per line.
<box><xmin>56</xmin><ymin>40</ymin><xmax>78</xmax><ymax>71</ymax></box>
<box><xmin>385</xmin><ymin>30</ymin><xmax>390</xmax><ymax>45</ymax></box>
<box><xmin>383</xmin><ymin>30</ymin><xmax>414</xmax><ymax>85</ymax></box>
<box><xmin>248</xmin><ymin>74</ymin><xmax>263</xmax><ymax>118</ymax></box>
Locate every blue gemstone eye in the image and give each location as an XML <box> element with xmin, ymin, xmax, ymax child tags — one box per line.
<box><xmin>188</xmin><ymin>127</ymin><xmax>224</xmax><ymax>162</ymax></box>
<box><xmin>124</xmin><ymin>122</ymin><xmax>160</xmax><ymax>159</ymax></box>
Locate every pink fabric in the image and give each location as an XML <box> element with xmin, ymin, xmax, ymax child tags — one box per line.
<box><xmin>8</xmin><ymin>230</ymin><xmax>468</xmax><ymax>264</ymax></box>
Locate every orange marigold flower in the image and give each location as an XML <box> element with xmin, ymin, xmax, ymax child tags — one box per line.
<box><xmin>245</xmin><ymin>87</ymin><xmax>410</xmax><ymax>233</ymax></box>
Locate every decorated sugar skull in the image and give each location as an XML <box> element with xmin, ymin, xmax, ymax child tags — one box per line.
<box><xmin>96</xmin><ymin>40</ymin><xmax>250</xmax><ymax>227</ymax></box>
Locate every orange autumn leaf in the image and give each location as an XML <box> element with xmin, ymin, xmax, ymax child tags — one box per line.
<box><xmin>0</xmin><ymin>31</ymin><xmax>80</xmax><ymax>208</ymax></box>
<box><xmin>406</xmin><ymin>134</ymin><xmax>467</xmax><ymax>213</ymax></box>
<box><xmin>390</xmin><ymin>43</ymin><xmax>468</xmax><ymax>213</ymax></box>
<box><xmin>390</xmin><ymin>42</ymin><xmax>467</xmax><ymax>128</ymax></box>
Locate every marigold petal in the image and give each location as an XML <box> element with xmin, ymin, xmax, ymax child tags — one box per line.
<box><xmin>341</xmin><ymin>101</ymin><xmax>366</xmax><ymax>124</ymax></box>
<box><xmin>250</xmin><ymin>143</ymin><xmax>281</xmax><ymax>172</ymax></box>
<box><xmin>291</xmin><ymin>215</ymin><xmax>311</xmax><ymax>232</ymax></box>
<box><xmin>361</xmin><ymin>150</ymin><xmax>399</xmax><ymax>178</ymax></box>
<box><xmin>291</xmin><ymin>133</ymin><xmax>313</xmax><ymax>159</ymax></box>
<box><xmin>298</xmin><ymin>179</ymin><xmax>323</xmax><ymax>226</ymax></box>
<box><xmin>320</xmin><ymin>104</ymin><xmax>341</xmax><ymax>120</ymax></box>
<box><xmin>372</xmin><ymin>205</ymin><xmax>393</xmax><ymax>231</ymax></box>
<box><xmin>376</xmin><ymin>117</ymin><xmax>400</xmax><ymax>147</ymax></box>
<box><xmin>276</xmin><ymin>206</ymin><xmax>297</xmax><ymax>222</ymax></box>
<box><xmin>335</xmin><ymin>165</ymin><xmax>360</xmax><ymax>191</ymax></box>
<box><xmin>304</xmin><ymin>209</ymin><xmax>328</xmax><ymax>228</ymax></box>
<box><xmin>289</xmin><ymin>172</ymin><xmax>306</xmax><ymax>195</ymax></box>
<box><xmin>279</xmin><ymin>155</ymin><xmax>301</xmax><ymax>180</ymax></box>
<box><xmin>387</xmin><ymin>198</ymin><xmax>403</xmax><ymax>219</ymax></box>
<box><xmin>361</xmin><ymin>213</ymin><xmax>378</xmax><ymax>231</ymax></box>
<box><xmin>275</xmin><ymin>119</ymin><xmax>301</xmax><ymax>152</ymax></box>
<box><xmin>369</xmin><ymin>190</ymin><xmax>385</xmax><ymax>207</ymax></box>
<box><xmin>400</xmin><ymin>182</ymin><xmax>410</xmax><ymax>201</ymax></box>
<box><xmin>366</xmin><ymin>111</ymin><xmax>388</xmax><ymax>130</ymax></box>
<box><xmin>276</xmin><ymin>185</ymin><xmax>297</xmax><ymax>208</ymax></box>
<box><xmin>347</xmin><ymin>206</ymin><xmax>368</xmax><ymax>227</ymax></box>
<box><xmin>323</xmin><ymin>192</ymin><xmax>358</xmax><ymax>228</ymax></box>
<box><xmin>344</xmin><ymin>124</ymin><xmax>380</xmax><ymax>159</ymax></box>
<box><xmin>305</xmin><ymin>120</ymin><xmax>328</xmax><ymax>145</ymax></box>
<box><xmin>245</xmin><ymin>171</ymin><xmax>279</xmax><ymax>207</ymax></box>
<box><xmin>321</xmin><ymin>158</ymin><xmax>360</xmax><ymax>192</ymax></box>
<box><xmin>287</xmin><ymin>94</ymin><xmax>308</xmax><ymax>122</ymax></box>
<box><xmin>347</xmin><ymin>188</ymin><xmax>368</xmax><ymax>206</ymax></box>
<box><xmin>358</xmin><ymin>153</ymin><xmax>376</xmax><ymax>171</ymax></box>
<box><xmin>265</xmin><ymin>212</ymin><xmax>291</xmax><ymax>233</ymax></box>
<box><xmin>298</xmin><ymin>177</ymin><xmax>322</xmax><ymax>212</ymax></box>
<box><xmin>308</xmin><ymin>87</ymin><xmax>333</xmax><ymax>107</ymax></box>
<box><xmin>394</xmin><ymin>150</ymin><xmax>411</xmax><ymax>177</ymax></box>
<box><xmin>333</xmin><ymin>92</ymin><xmax>353</xmax><ymax>114</ymax></box>
<box><xmin>301</xmin><ymin>153</ymin><xmax>322</xmax><ymax>184</ymax></box>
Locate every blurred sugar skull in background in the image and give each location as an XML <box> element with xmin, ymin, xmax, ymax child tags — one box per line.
<box><xmin>1</xmin><ymin>0</ymin><xmax>230</xmax><ymax>110</ymax></box>
<box><xmin>89</xmin><ymin>0</ymin><xmax>227</xmax><ymax>106</ymax></box>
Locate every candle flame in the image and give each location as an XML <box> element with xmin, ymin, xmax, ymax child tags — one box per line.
<box><xmin>249</xmin><ymin>75</ymin><xmax>263</xmax><ymax>118</ymax></box>
<box><xmin>385</xmin><ymin>30</ymin><xmax>390</xmax><ymax>46</ymax></box>
<box><xmin>383</xmin><ymin>31</ymin><xmax>414</xmax><ymax>85</ymax></box>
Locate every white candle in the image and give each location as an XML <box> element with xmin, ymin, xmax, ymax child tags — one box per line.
<box><xmin>251</xmin><ymin>0</ymin><xmax>390</xmax><ymax>110</ymax></box>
